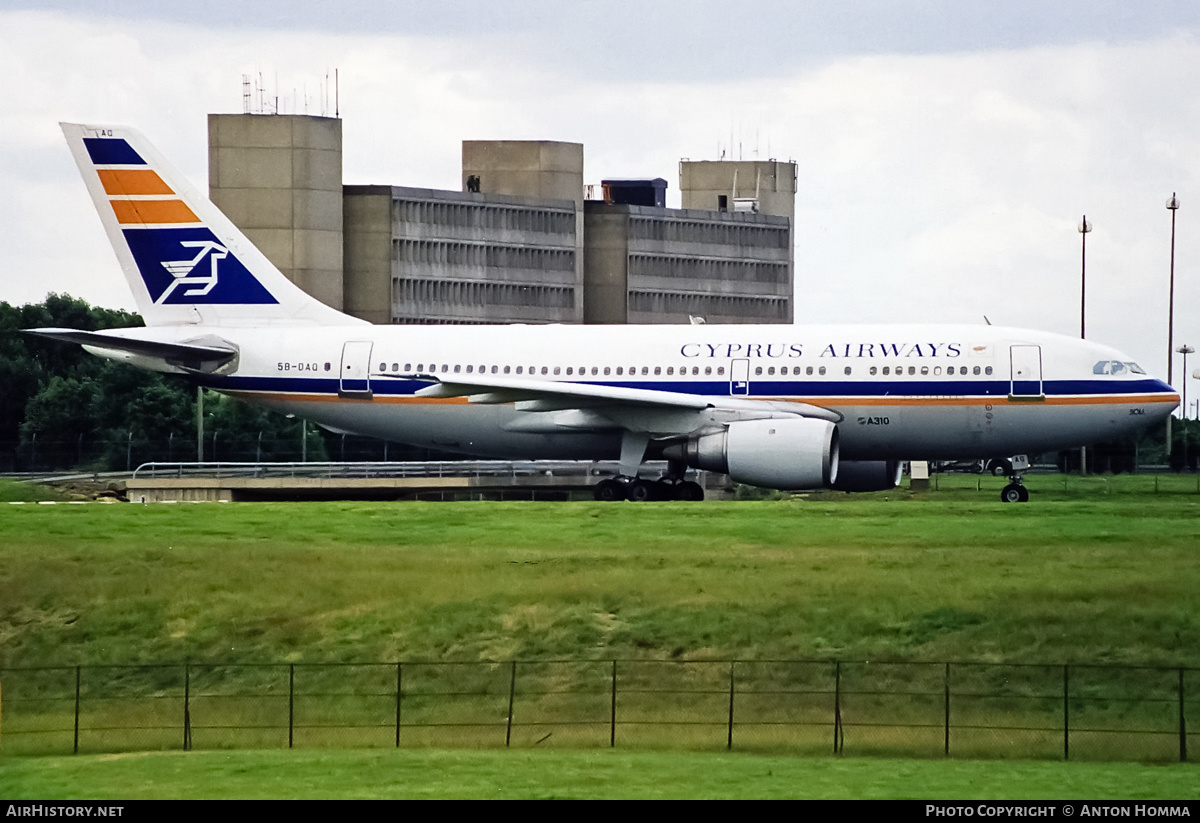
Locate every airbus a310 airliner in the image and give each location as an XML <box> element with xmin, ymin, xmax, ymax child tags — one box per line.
<box><xmin>29</xmin><ymin>123</ymin><xmax>1180</xmax><ymax>502</ymax></box>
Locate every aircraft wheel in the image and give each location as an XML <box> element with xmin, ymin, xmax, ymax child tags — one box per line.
<box><xmin>1017</xmin><ymin>485</ymin><xmax>1030</xmax><ymax>503</ymax></box>
<box><xmin>1000</xmin><ymin>483</ymin><xmax>1025</xmax><ymax>503</ymax></box>
<box><xmin>991</xmin><ymin>462</ymin><xmax>1010</xmax><ymax>477</ymax></box>
<box><xmin>627</xmin><ymin>479</ymin><xmax>655</xmax><ymax>502</ymax></box>
<box><xmin>594</xmin><ymin>479</ymin><xmax>624</xmax><ymax>502</ymax></box>
<box><xmin>676</xmin><ymin>480</ymin><xmax>705</xmax><ymax>501</ymax></box>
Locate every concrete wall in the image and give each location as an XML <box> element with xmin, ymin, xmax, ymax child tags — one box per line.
<box><xmin>342</xmin><ymin>186</ymin><xmax>393</xmax><ymax>325</ymax></box>
<box><xmin>679</xmin><ymin>159</ymin><xmax>797</xmax><ymax>220</ymax></box>
<box><xmin>462</xmin><ymin>140</ymin><xmax>584</xmax><ymax>207</ymax></box>
<box><xmin>582</xmin><ymin>204</ymin><xmax>630</xmax><ymax>324</ymax></box>
<box><xmin>209</xmin><ymin>114</ymin><xmax>345</xmax><ymax>311</ymax></box>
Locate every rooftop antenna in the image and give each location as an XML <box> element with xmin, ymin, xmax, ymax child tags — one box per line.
<box><xmin>242</xmin><ymin>74</ymin><xmax>251</xmax><ymax>114</ymax></box>
<box><xmin>335</xmin><ymin>68</ymin><xmax>339</xmax><ymax>118</ymax></box>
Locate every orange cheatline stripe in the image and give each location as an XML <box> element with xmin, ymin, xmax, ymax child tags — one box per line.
<box><xmin>110</xmin><ymin>199</ymin><xmax>199</xmax><ymax>225</ymax></box>
<box><xmin>97</xmin><ymin>169</ymin><xmax>174</xmax><ymax>196</ymax></box>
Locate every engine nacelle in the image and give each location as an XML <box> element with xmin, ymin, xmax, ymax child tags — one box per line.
<box><xmin>831</xmin><ymin>459</ymin><xmax>903</xmax><ymax>492</ymax></box>
<box><xmin>671</xmin><ymin>418</ymin><xmax>839</xmax><ymax>490</ymax></box>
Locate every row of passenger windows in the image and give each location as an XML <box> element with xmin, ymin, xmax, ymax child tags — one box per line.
<box><xmin>376</xmin><ymin>362</ymin><xmax>995</xmax><ymax>378</ymax></box>
<box><xmin>383</xmin><ymin>363</ymin><xmax>729</xmax><ymax>377</ymax></box>
<box><xmin>750</xmin><ymin>364</ymin><xmax>994</xmax><ymax>376</ymax></box>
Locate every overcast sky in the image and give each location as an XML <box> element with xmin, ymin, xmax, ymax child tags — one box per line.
<box><xmin>3</xmin><ymin>1</ymin><xmax>1200</xmax><ymax>402</ymax></box>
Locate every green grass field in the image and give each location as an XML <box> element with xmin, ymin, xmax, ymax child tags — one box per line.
<box><xmin>4</xmin><ymin>475</ymin><xmax>1199</xmax><ymax>667</ymax></box>
<box><xmin>2</xmin><ymin>749</ymin><xmax>1197</xmax><ymax>799</ymax></box>
<box><xmin>2</xmin><ymin>475</ymin><xmax>1199</xmax><ymax>796</ymax></box>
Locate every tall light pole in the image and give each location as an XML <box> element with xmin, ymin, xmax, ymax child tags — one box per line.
<box><xmin>1079</xmin><ymin>216</ymin><xmax>1092</xmax><ymax>339</ymax></box>
<box><xmin>1180</xmin><ymin>345</ymin><xmax>1195</xmax><ymax>414</ymax></box>
<box><xmin>1180</xmin><ymin>345</ymin><xmax>1195</xmax><ymax>469</ymax></box>
<box><xmin>1078</xmin><ymin>216</ymin><xmax>1092</xmax><ymax>474</ymax></box>
<box><xmin>1167</xmin><ymin>194</ymin><xmax>1180</xmax><ymax>457</ymax></box>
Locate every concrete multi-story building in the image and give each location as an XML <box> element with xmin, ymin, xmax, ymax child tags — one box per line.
<box><xmin>345</xmin><ymin>184</ymin><xmax>582</xmax><ymax>325</ymax></box>
<box><xmin>207</xmin><ymin>113</ymin><xmax>797</xmax><ymax>326</ymax></box>
<box><xmin>583</xmin><ymin>199</ymin><xmax>791</xmax><ymax>325</ymax></box>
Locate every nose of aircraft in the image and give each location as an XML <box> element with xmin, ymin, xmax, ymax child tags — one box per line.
<box><xmin>1152</xmin><ymin>378</ymin><xmax>1181</xmax><ymax>418</ymax></box>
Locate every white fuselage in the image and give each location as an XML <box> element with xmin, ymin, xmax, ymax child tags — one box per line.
<box><xmin>126</xmin><ymin>321</ymin><xmax>1178</xmax><ymax>462</ymax></box>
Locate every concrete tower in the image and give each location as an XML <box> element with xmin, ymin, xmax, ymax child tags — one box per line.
<box><xmin>208</xmin><ymin>114</ymin><xmax>345</xmax><ymax>311</ymax></box>
<box><xmin>679</xmin><ymin>159</ymin><xmax>797</xmax><ymax>220</ymax></box>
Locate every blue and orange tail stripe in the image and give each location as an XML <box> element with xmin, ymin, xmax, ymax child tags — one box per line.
<box><xmin>83</xmin><ymin>137</ymin><xmax>198</xmax><ymax>227</ymax></box>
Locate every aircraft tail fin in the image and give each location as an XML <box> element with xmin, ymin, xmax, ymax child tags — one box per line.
<box><xmin>60</xmin><ymin>123</ymin><xmax>362</xmax><ymax>328</ymax></box>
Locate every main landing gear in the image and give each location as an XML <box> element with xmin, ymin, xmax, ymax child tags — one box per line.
<box><xmin>593</xmin><ymin>475</ymin><xmax>705</xmax><ymax>502</ymax></box>
<box><xmin>593</xmin><ymin>432</ymin><xmax>705</xmax><ymax>501</ymax></box>
<box><xmin>998</xmin><ymin>454</ymin><xmax>1032</xmax><ymax>503</ymax></box>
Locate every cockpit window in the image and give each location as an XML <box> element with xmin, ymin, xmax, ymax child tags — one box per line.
<box><xmin>1093</xmin><ymin>360</ymin><xmax>1146</xmax><ymax>376</ymax></box>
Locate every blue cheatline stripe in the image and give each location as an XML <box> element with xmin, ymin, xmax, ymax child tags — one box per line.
<box><xmin>203</xmin><ymin>373</ymin><xmax>1175</xmax><ymax>401</ymax></box>
<box><xmin>82</xmin><ymin>138</ymin><xmax>145</xmax><ymax>166</ymax></box>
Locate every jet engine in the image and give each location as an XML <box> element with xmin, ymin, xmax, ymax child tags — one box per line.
<box><xmin>667</xmin><ymin>417</ymin><xmax>839</xmax><ymax>490</ymax></box>
<box><xmin>830</xmin><ymin>459</ymin><xmax>904</xmax><ymax>492</ymax></box>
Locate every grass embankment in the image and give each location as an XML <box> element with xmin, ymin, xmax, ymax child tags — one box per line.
<box><xmin>1</xmin><ymin>475</ymin><xmax>1198</xmax><ymax>667</ymax></box>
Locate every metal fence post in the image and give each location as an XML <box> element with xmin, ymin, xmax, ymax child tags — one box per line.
<box><xmin>610</xmin><ymin>660</ymin><xmax>617</xmax><ymax>748</ymax></box>
<box><xmin>944</xmin><ymin>662</ymin><xmax>951</xmax><ymax>757</ymax></box>
<box><xmin>288</xmin><ymin>664</ymin><xmax>295</xmax><ymax>749</ymax></box>
<box><xmin>1063</xmin><ymin>664</ymin><xmax>1070</xmax><ymax>761</ymax></box>
<box><xmin>1180</xmin><ymin>667</ymin><xmax>1187</xmax><ymax>763</ymax></box>
<box><xmin>835</xmin><ymin>662</ymin><xmax>844</xmax><ymax>758</ymax></box>
<box><xmin>183</xmin><ymin>663</ymin><xmax>191</xmax><ymax>751</ymax></box>
<box><xmin>505</xmin><ymin>660</ymin><xmax>516</xmax><ymax>747</ymax></box>
<box><xmin>73</xmin><ymin>665</ymin><xmax>80</xmax><ymax>755</ymax></box>
<box><xmin>400</xmin><ymin>667</ymin><xmax>410</xmax><ymax>753</ymax></box>
<box><xmin>727</xmin><ymin>661</ymin><xmax>735</xmax><ymax>751</ymax></box>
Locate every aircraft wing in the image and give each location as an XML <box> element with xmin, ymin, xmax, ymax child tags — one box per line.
<box><xmin>378</xmin><ymin>372</ymin><xmax>840</xmax><ymax>436</ymax></box>
<box><xmin>26</xmin><ymin>328</ymin><xmax>238</xmax><ymax>373</ymax></box>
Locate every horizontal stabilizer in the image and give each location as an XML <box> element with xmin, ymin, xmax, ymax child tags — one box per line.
<box><xmin>26</xmin><ymin>328</ymin><xmax>238</xmax><ymax>373</ymax></box>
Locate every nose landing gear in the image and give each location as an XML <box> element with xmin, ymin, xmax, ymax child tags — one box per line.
<box><xmin>998</xmin><ymin>454</ymin><xmax>1031</xmax><ymax>503</ymax></box>
<box><xmin>1000</xmin><ymin>481</ymin><xmax>1029</xmax><ymax>503</ymax></box>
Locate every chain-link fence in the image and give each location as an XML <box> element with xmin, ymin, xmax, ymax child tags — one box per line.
<box><xmin>2</xmin><ymin>660</ymin><xmax>1195</xmax><ymax>761</ymax></box>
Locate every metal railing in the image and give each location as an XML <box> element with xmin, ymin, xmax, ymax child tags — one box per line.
<box><xmin>129</xmin><ymin>460</ymin><xmax>634</xmax><ymax>481</ymax></box>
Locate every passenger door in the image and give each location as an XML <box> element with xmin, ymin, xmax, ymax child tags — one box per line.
<box><xmin>730</xmin><ymin>358</ymin><xmax>750</xmax><ymax>395</ymax></box>
<box><xmin>340</xmin><ymin>340</ymin><xmax>374</xmax><ymax>398</ymax></box>
<box><xmin>1009</xmin><ymin>344</ymin><xmax>1043</xmax><ymax>399</ymax></box>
